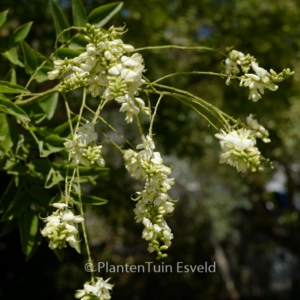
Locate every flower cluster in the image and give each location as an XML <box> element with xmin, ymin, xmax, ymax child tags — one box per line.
<box><xmin>215</xmin><ymin>128</ymin><xmax>272</xmax><ymax>172</ymax></box>
<box><xmin>224</xmin><ymin>49</ymin><xmax>256</xmax><ymax>75</ymax></box>
<box><xmin>64</xmin><ymin>121</ymin><xmax>105</xmax><ymax>167</ymax></box>
<box><xmin>48</xmin><ymin>24</ymin><xmax>149</xmax><ymax>123</ymax></box>
<box><xmin>123</xmin><ymin>135</ymin><xmax>175</xmax><ymax>259</ymax></box>
<box><xmin>41</xmin><ymin>203</ymin><xmax>84</xmax><ymax>250</ymax></box>
<box><xmin>224</xmin><ymin>49</ymin><xmax>294</xmax><ymax>101</ymax></box>
<box><xmin>240</xmin><ymin>62</ymin><xmax>278</xmax><ymax>102</ymax></box>
<box><xmin>75</xmin><ymin>277</ymin><xmax>113</xmax><ymax>300</ymax></box>
<box><xmin>246</xmin><ymin>114</ymin><xmax>270</xmax><ymax>143</ymax></box>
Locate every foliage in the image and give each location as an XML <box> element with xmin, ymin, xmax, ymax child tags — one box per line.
<box><xmin>0</xmin><ymin>1</ymin><xmax>299</xmax><ymax>300</ymax></box>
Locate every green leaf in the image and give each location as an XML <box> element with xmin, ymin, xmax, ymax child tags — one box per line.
<box><xmin>0</xmin><ymin>95</ymin><xmax>30</xmax><ymax>122</ymax></box>
<box><xmin>29</xmin><ymin>186</ymin><xmax>52</xmax><ymax>208</ymax></box>
<box><xmin>27</xmin><ymin>159</ymin><xmax>51</xmax><ymax>179</ymax></box>
<box><xmin>38</xmin><ymin>92</ymin><xmax>58</xmax><ymax>120</ymax></box>
<box><xmin>25</xmin><ymin>230</ymin><xmax>42</xmax><ymax>261</ymax></box>
<box><xmin>0</xmin><ymin>113</ymin><xmax>15</xmax><ymax>151</ymax></box>
<box><xmin>18</xmin><ymin>208</ymin><xmax>39</xmax><ymax>257</ymax></box>
<box><xmin>68</xmin><ymin>34</ymin><xmax>87</xmax><ymax>50</ymax></box>
<box><xmin>0</xmin><ymin>218</ymin><xmax>18</xmax><ymax>237</ymax></box>
<box><xmin>4</xmin><ymin>68</ymin><xmax>17</xmax><ymax>84</ymax></box>
<box><xmin>8</xmin><ymin>22</ymin><xmax>33</xmax><ymax>49</ymax></box>
<box><xmin>51</xmin><ymin>0</ymin><xmax>70</xmax><ymax>43</ymax></box>
<box><xmin>2</xmin><ymin>47</ymin><xmax>24</xmax><ymax>66</ymax></box>
<box><xmin>0</xmin><ymin>178</ymin><xmax>16</xmax><ymax>214</ymax></box>
<box><xmin>49</xmin><ymin>194</ymin><xmax>61</xmax><ymax>205</ymax></box>
<box><xmin>72</xmin><ymin>0</ymin><xmax>87</xmax><ymax>27</ymax></box>
<box><xmin>71</xmin><ymin>192</ymin><xmax>108</xmax><ymax>206</ymax></box>
<box><xmin>21</xmin><ymin>41</ymin><xmax>38</xmax><ymax>75</ymax></box>
<box><xmin>53</xmin><ymin>117</ymin><xmax>77</xmax><ymax>135</ymax></box>
<box><xmin>57</xmin><ymin>48</ymin><xmax>82</xmax><ymax>59</ymax></box>
<box><xmin>0</xmin><ymin>81</ymin><xmax>29</xmax><ymax>94</ymax></box>
<box><xmin>35</xmin><ymin>66</ymin><xmax>54</xmax><ymax>83</ymax></box>
<box><xmin>23</xmin><ymin>92</ymin><xmax>58</xmax><ymax>124</ymax></box>
<box><xmin>53</xmin><ymin>163</ymin><xmax>109</xmax><ymax>177</ymax></box>
<box><xmin>0</xmin><ymin>10</ymin><xmax>9</xmax><ymax>28</ymax></box>
<box><xmin>45</xmin><ymin>168</ymin><xmax>64</xmax><ymax>188</ymax></box>
<box><xmin>88</xmin><ymin>2</ymin><xmax>123</xmax><ymax>27</ymax></box>
<box><xmin>1</xmin><ymin>188</ymin><xmax>30</xmax><ymax>222</ymax></box>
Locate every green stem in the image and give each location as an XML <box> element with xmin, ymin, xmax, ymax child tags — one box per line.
<box><xmin>15</xmin><ymin>86</ymin><xmax>60</xmax><ymax>105</ymax></box>
<box><xmin>149</xmin><ymin>94</ymin><xmax>163</xmax><ymax>137</ymax></box>
<box><xmin>76</xmin><ymin>166</ymin><xmax>95</xmax><ymax>283</ymax></box>
<box><xmin>134</xmin><ymin>45</ymin><xmax>223</xmax><ymax>55</ymax></box>
<box><xmin>152</xmin><ymin>71</ymin><xmax>233</xmax><ymax>85</ymax></box>
<box><xmin>74</xmin><ymin>88</ymin><xmax>87</xmax><ymax>134</ymax></box>
<box><xmin>63</xmin><ymin>93</ymin><xmax>74</xmax><ymax>136</ymax></box>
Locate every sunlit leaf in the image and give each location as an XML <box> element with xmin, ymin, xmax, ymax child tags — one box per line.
<box><xmin>8</xmin><ymin>22</ymin><xmax>33</xmax><ymax>49</ymax></box>
<box><xmin>0</xmin><ymin>81</ymin><xmax>29</xmax><ymax>94</ymax></box>
<box><xmin>45</xmin><ymin>168</ymin><xmax>64</xmax><ymax>188</ymax></box>
<box><xmin>21</xmin><ymin>41</ymin><xmax>38</xmax><ymax>75</ymax></box>
<box><xmin>87</xmin><ymin>2</ymin><xmax>123</xmax><ymax>27</ymax></box>
<box><xmin>0</xmin><ymin>113</ymin><xmax>16</xmax><ymax>151</ymax></box>
<box><xmin>35</xmin><ymin>66</ymin><xmax>54</xmax><ymax>83</ymax></box>
<box><xmin>18</xmin><ymin>208</ymin><xmax>39</xmax><ymax>257</ymax></box>
<box><xmin>3</xmin><ymin>68</ymin><xmax>17</xmax><ymax>84</ymax></box>
<box><xmin>1</xmin><ymin>47</ymin><xmax>24</xmax><ymax>66</ymax></box>
<box><xmin>71</xmin><ymin>192</ymin><xmax>108</xmax><ymax>205</ymax></box>
<box><xmin>50</xmin><ymin>0</ymin><xmax>70</xmax><ymax>43</ymax></box>
<box><xmin>57</xmin><ymin>48</ymin><xmax>82</xmax><ymax>59</ymax></box>
<box><xmin>72</xmin><ymin>0</ymin><xmax>87</xmax><ymax>27</ymax></box>
<box><xmin>0</xmin><ymin>10</ymin><xmax>8</xmax><ymax>28</ymax></box>
<box><xmin>38</xmin><ymin>92</ymin><xmax>58</xmax><ymax>120</ymax></box>
<box><xmin>0</xmin><ymin>95</ymin><xmax>30</xmax><ymax>122</ymax></box>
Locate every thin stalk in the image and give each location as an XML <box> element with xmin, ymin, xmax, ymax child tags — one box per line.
<box><xmin>134</xmin><ymin>45</ymin><xmax>223</xmax><ymax>55</ymax></box>
<box><xmin>63</xmin><ymin>93</ymin><xmax>74</xmax><ymax>136</ymax></box>
<box><xmin>76</xmin><ymin>167</ymin><xmax>95</xmax><ymax>283</ymax></box>
<box><xmin>149</xmin><ymin>94</ymin><xmax>163</xmax><ymax>137</ymax></box>
<box><xmin>74</xmin><ymin>88</ymin><xmax>87</xmax><ymax>134</ymax></box>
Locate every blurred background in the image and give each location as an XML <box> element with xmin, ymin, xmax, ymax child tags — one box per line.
<box><xmin>1</xmin><ymin>0</ymin><xmax>300</xmax><ymax>299</ymax></box>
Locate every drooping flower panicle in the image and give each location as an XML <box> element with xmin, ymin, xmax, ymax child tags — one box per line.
<box><xmin>123</xmin><ymin>135</ymin><xmax>175</xmax><ymax>259</ymax></box>
<box><xmin>41</xmin><ymin>203</ymin><xmax>84</xmax><ymax>250</ymax></box>
<box><xmin>48</xmin><ymin>24</ymin><xmax>149</xmax><ymax>123</ymax></box>
<box><xmin>64</xmin><ymin>121</ymin><xmax>105</xmax><ymax>167</ymax></box>
<box><xmin>224</xmin><ymin>49</ymin><xmax>294</xmax><ymax>101</ymax></box>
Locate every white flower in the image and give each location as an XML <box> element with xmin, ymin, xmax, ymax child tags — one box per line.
<box><xmin>124</xmin><ymin>135</ymin><xmax>175</xmax><ymax>257</ymax></box>
<box><xmin>246</xmin><ymin>114</ymin><xmax>270</xmax><ymax>143</ymax></box>
<box><xmin>41</xmin><ymin>203</ymin><xmax>84</xmax><ymax>250</ymax></box>
<box><xmin>216</xmin><ymin>129</ymin><xmax>255</xmax><ymax>150</ymax></box>
<box><xmin>240</xmin><ymin>62</ymin><xmax>278</xmax><ymax>102</ymax></box>
<box><xmin>64</xmin><ymin>121</ymin><xmax>105</xmax><ymax>167</ymax></box>
<box><xmin>215</xmin><ymin>129</ymin><xmax>262</xmax><ymax>172</ymax></box>
<box><xmin>75</xmin><ymin>277</ymin><xmax>113</xmax><ymax>300</ymax></box>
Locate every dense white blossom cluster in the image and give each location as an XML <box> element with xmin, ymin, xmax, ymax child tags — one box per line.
<box><xmin>48</xmin><ymin>24</ymin><xmax>149</xmax><ymax>123</ymax></box>
<box><xmin>41</xmin><ymin>203</ymin><xmax>84</xmax><ymax>250</ymax></box>
<box><xmin>75</xmin><ymin>277</ymin><xmax>113</xmax><ymax>300</ymax></box>
<box><xmin>123</xmin><ymin>135</ymin><xmax>175</xmax><ymax>259</ymax></box>
<box><xmin>240</xmin><ymin>62</ymin><xmax>278</xmax><ymax>102</ymax></box>
<box><xmin>225</xmin><ymin>49</ymin><xmax>294</xmax><ymax>101</ymax></box>
<box><xmin>215</xmin><ymin>126</ymin><xmax>272</xmax><ymax>173</ymax></box>
<box><xmin>225</xmin><ymin>49</ymin><xmax>256</xmax><ymax>75</ymax></box>
<box><xmin>64</xmin><ymin>121</ymin><xmax>105</xmax><ymax>167</ymax></box>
